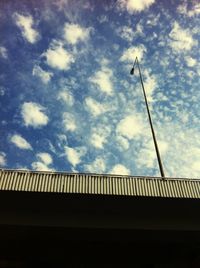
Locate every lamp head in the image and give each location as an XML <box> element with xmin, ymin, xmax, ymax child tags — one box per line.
<box><xmin>130</xmin><ymin>67</ymin><xmax>134</xmax><ymax>75</ymax></box>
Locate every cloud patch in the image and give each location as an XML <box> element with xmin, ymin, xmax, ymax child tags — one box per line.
<box><xmin>43</xmin><ymin>41</ymin><xmax>75</xmax><ymax>70</ymax></box>
<box><xmin>32</xmin><ymin>65</ymin><xmax>53</xmax><ymax>84</ymax></box>
<box><xmin>21</xmin><ymin>102</ymin><xmax>49</xmax><ymax>128</ymax></box>
<box><xmin>63</xmin><ymin>23</ymin><xmax>91</xmax><ymax>45</ymax></box>
<box><xmin>116</xmin><ymin>114</ymin><xmax>144</xmax><ymax>139</ymax></box>
<box><xmin>117</xmin><ymin>0</ymin><xmax>155</xmax><ymax>14</ymax></box>
<box><xmin>10</xmin><ymin>134</ymin><xmax>32</xmax><ymax>150</ymax></box>
<box><xmin>32</xmin><ymin>152</ymin><xmax>54</xmax><ymax>171</ymax></box>
<box><xmin>65</xmin><ymin>146</ymin><xmax>86</xmax><ymax>167</ymax></box>
<box><xmin>14</xmin><ymin>13</ymin><xmax>39</xmax><ymax>43</ymax></box>
<box><xmin>0</xmin><ymin>152</ymin><xmax>6</xmax><ymax>167</ymax></box>
<box><xmin>110</xmin><ymin>164</ymin><xmax>130</xmax><ymax>175</ymax></box>
<box><xmin>120</xmin><ymin>45</ymin><xmax>146</xmax><ymax>62</ymax></box>
<box><xmin>85</xmin><ymin>97</ymin><xmax>109</xmax><ymax>117</ymax></box>
<box><xmin>0</xmin><ymin>46</ymin><xmax>8</xmax><ymax>59</ymax></box>
<box><xmin>169</xmin><ymin>22</ymin><xmax>197</xmax><ymax>52</ymax></box>
<box><xmin>89</xmin><ymin>67</ymin><xmax>113</xmax><ymax>95</ymax></box>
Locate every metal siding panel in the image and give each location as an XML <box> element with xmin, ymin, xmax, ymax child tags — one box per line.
<box><xmin>169</xmin><ymin>181</ymin><xmax>176</xmax><ymax>197</ymax></box>
<box><xmin>195</xmin><ymin>181</ymin><xmax>200</xmax><ymax>198</ymax></box>
<box><xmin>66</xmin><ymin>174</ymin><xmax>70</xmax><ymax>193</ymax></box>
<box><xmin>187</xmin><ymin>181</ymin><xmax>195</xmax><ymax>198</ymax></box>
<box><xmin>169</xmin><ymin>181</ymin><xmax>176</xmax><ymax>198</ymax></box>
<box><xmin>21</xmin><ymin>172</ymin><xmax>27</xmax><ymax>191</ymax></box>
<box><xmin>151</xmin><ymin>179</ymin><xmax>157</xmax><ymax>197</ymax></box>
<box><xmin>3</xmin><ymin>171</ymin><xmax>10</xmax><ymax>190</ymax></box>
<box><xmin>173</xmin><ymin>180</ymin><xmax>181</xmax><ymax>197</ymax></box>
<box><xmin>41</xmin><ymin>173</ymin><xmax>46</xmax><ymax>192</ymax></box>
<box><xmin>4</xmin><ymin>171</ymin><xmax>10</xmax><ymax>190</ymax></box>
<box><xmin>190</xmin><ymin>181</ymin><xmax>198</xmax><ymax>198</ymax></box>
<box><xmin>121</xmin><ymin>177</ymin><xmax>125</xmax><ymax>195</ymax></box>
<box><xmin>0</xmin><ymin>171</ymin><xmax>5</xmax><ymax>189</ymax></box>
<box><xmin>181</xmin><ymin>180</ymin><xmax>188</xmax><ymax>198</ymax></box>
<box><xmin>80</xmin><ymin>174</ymin><xmax>84</xmax><ymax>193</ymax></box>
<box><xmin>1</xmin><ymin>171</ymin><xmax>8</xmax><ymax>190</ymax></box>
<box><xmin>37</xmin><ymin>173</ymin><xmax>43</xmax><ymax>192</ymax></box>
<box><xmin>109</xmin><ymin>177</ymin><xmax>113</xmax><ymax>195</ymax></box>
<box><xmin>44</xmin><ymin>174</ymin><xmax>49</xmax><ymax>192</ymax></box>
<box><xmin>100</xmin><ymin>176</ymin><xmax>103</xmax><ymax>194</ymax></box>
<box><xmin>152</xmin><ymin>180</ymin><xmax>158</xmax><ymax>197</ymax></box>
<box><xmin>14</xmin><ymin>172</ymin><xmax>20</xmax><ymax>191</ymax></box>
<box><xmin>107</xmin><ymin>176</ymin><xmax>110</xmax><ymax>195</ymax></box>
<box><xmin>149</xmin><ymin>179</ymin><xmax>155</xmax><ymax>197</ymax></box>
<box><xmin>184</xmin><ymin>181</ymin><xmax>192</xmax><ymax>198</ymax></box>
<box><xmin>126</xmin><ymin>178</ymin><xmax>131</xmax><ymax>196</ymax></box>
<box><xmin>128</xmin><ymin>177</ymin><xmax>133</xmax><ymax>196</ymax></box>
<box><xmin>176</xmin><ymin>180</ymin><xmax>183</xmax><ymax>198</ymax></box>
<box><xmin>17</xmin><ymin>173</ymin><xmax>23</xmax><ymax>191</ymax></box>
<box><xmin>97</xmin><ymin>176</ymin><xmax>101</xmax><ymax>194</ymax></box>
<box><xmin>164</xmin><ymin>180</ymin><xmax>171</xmax><ymax>197</ymax></box>
<box><xmin>75</xmin><ymin>174</ymin><xmax>79</xmax><ymax>193</ymax></box>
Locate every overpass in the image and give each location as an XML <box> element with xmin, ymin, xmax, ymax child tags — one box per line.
<box><xmin>1</xmin><ymin>169</ymin><xmax>200</xmax><ymax>267</ymax></box>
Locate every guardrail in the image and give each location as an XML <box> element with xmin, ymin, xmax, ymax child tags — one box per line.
<box><xmin>0</xmin><ymin>169</ymin><xmax>200</xmax><ymax>198</ymax></box>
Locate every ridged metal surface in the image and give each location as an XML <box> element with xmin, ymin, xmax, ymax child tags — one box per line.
<box><xmin>0</xmin><ymin>169</ymin><xmax>200</xmax><ymax>198</ymax></box>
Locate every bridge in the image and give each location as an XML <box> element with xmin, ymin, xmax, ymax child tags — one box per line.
<box><xmin>1</xmin><ymin>169</ymin><xmax>200</xmax><ymax>267</ymax></box>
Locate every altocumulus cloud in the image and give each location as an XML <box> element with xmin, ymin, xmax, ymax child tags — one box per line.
<box><xmin>110</xmin><ymin>164</ymin><xmax>130</xmax><ymax>175</ymax></box>
<box><xmin>0</xmin><ymin>152</ymin><xmax>6</xmax><ymax>167</ymax></box>
<box><xmin>10</xmin><ymin>134</ymin><xmax>32</xmax><ymax>150</ymax></box>
<box><xmin>21</xmin><ymin>102</ymin><xmax>49</xmax><ymax>128</ymax></box>
<box><xmin>32</xmin><ymin>65</ymin><xmax>53</xmax><ymax>84</ymax></box>
<box><xmin>65</xmin><ymin>146</ymin><xmax>86</xmax><ymax>167</ymax></box>
<box><xmin>31</xmin><ymin>152</ymin><xmax>54</xmax><ymax>171</ymax></box>
<box><xmin>14</xmin><ymin>13</ymin><xmax>39</xmax><ymax>44</ymax></box>
<box><xmin>43</xmin><ymin>41</ymin><xmax>75</xmax><ymax>70</ymax></box>
<box><xmin>117</xmin><ymin>0</ymin><xmax>156</xmax><ymax>14</ymax></box>
<box><xmin>63</xmin><ymin>23</ymin><xmax>92</xmax><ymax>45</ymax></box>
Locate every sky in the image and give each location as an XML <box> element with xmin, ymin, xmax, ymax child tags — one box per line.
<box><xmin>0</xmin><ymin>0</ymin><xmax>200</xmax><ymax>178</ymax></box>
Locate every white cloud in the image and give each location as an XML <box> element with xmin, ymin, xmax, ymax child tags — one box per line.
<box><xmin>0</xmin><ymin>152</ymin><xmax>6</xmax><ymax>167</ymax></box>
<box><xmin>120</xmin><ymin>45</ymin><xmax>146</xmax><ymax>62</ymax></box>
<box><xmin>90</xmin><ymin>125</ymin><xmax>111</xmax><ymax>149</ymax></box>
<box><xmin>185</xmin><ymin>56</ymin><xmax>197</xmax><ymax>67</ymax></box>
<box><xmin>37</xmin><ymin>152</ymin><xmax>53</xmax><ymax>165</ymax></box>
<box><xmin>84</xmin><ymin>157</ymin><xmax>106</xmax><ymax>173</ymax></box>
<box><xmin>21</xmin><ymin>102</ymin><xmax>49</xmax><ymax>128</ymax></box>
<box><xmin>62</xmin><ymin>112</ymin><xmax>77</xmax><ymax>132</ymax></box>
<box><xmin>117</xmin><ymin>0</ymin><xmax>155</xmax><ymax>14</ymax></box>
<box><xmin>143</xmin><ymin>71</ymin><xmax>157</xmax><ymax>101</ymax></box>
<box><xmin>31</xmin><ymin>161</ymin><xmax>54</xmax><ymax>171</ymax></box>
<box><xmin>10</xmin><ymin>134</ymin><xmax>32</xmax><ymax>150</ymax></box>
<box><xmin>57</xmin><ymin>90</ymin><xmax>74</xmax><ymax>106</ymax></box>
<box><xmin>65</xmin><ymin>146</ymin><xmax>86</xmax><ymax>167</ymax></box>
<box><xmin>117</xmin><ymin>26</ymin><xmax>135</xmax><ymax>42</ymax></box>
<box><xmin>116</xmin><ymin>114</ymin><xmax>144</xmax><ymax>139</ymax></box>
<box><xmin>169</xmin><ymin>22</ymin><xmax>197</xmax><ymax>52</ymax></box>
<box><xmin>89</xmin><ymin>67</ymin><xmax>113</xmax><ymax>95</ymax></box>
<box><xmin>0</xmin><ymin>46</ymin><xmax>8</xmax><ymax>59</ymax></box>
<box><xmin>116</xmin><ymin>135</ymin><xmax>130</xmax><ymax>151</ymax></box>
<box><xmin>14</xmin><ymin>13</ymin><xmax>39</xmax><ymax>43</ymax></box>
<box><xmin>32</xmin><ymin>65</ymin><xmax>53</xmax><ymax>84</ymax></box>
<box><xmin>110</xmin><ymin>164</ymin><xmax>130</xmax><ymax>175</ymax></box>
<box><xmin>43</xmin><ymin>41</ymin><xmax>75</xmax><ymax>70</ymax></box>
<box><xmin>177</xmin><ymin>2</ymin><xmax>200</xmax><ymax>17</ymax></box>
<box><xmin>63</xmin><ymin>23</ymin><xmax>91</xmax><ymax>45</ymax></box>
<box><xmin>85</xmin><ymin>97</ymin><xmax>109</xmax><ymax>116</ymax></box>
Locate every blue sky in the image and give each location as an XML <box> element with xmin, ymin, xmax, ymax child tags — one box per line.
<box><xmin>0</xmin><ymin>0</ymin><xmax>200</xmax><ymax>178</ymax></box>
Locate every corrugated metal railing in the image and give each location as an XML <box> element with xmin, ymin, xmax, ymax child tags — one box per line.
<box><xmin>0</xmin><ymin>169</ymin><xmax>200</xmax><ymax>198</ymax></box>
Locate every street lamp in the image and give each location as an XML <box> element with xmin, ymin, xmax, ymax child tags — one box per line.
<box><xmin>130</xmin><ymin>57</ymin><xmax>165</xmax><ymax>178</ymax></box>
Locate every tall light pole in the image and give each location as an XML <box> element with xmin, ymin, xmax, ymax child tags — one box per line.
<box><xmin>130</xmin><ymin>57</ymin><xmax>165</xmax><ymax>178</ymax></box>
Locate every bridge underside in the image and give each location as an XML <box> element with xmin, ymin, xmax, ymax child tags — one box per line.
<box><xmin>1</xmin><ymin>191</ymin><xmax>200</xmax><ymax>267</ymax></box>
